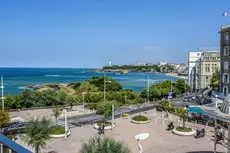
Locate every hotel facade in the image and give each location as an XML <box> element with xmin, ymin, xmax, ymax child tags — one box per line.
<box><xmin>220</xmin><ymin>25</ymin><xmax>230</xmax><ymax>95</ymax></box>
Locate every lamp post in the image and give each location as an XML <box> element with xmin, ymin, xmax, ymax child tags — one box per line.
<box><xmin>82</xmin><ymin>92</ymin><xmax>86</xmax><ymax>109</ymax></box>
<box><xmin>104</xmin><ymin>75</ymin><xmax>111</xmax><ymax>103</ymax></box>
<box><xmin>147</xmin><ymin>76</ymin><xmax>150</xmax><ymax>103</ymax></box>
<box><xmin>1</xmin><ymin>76</ymin><xmax>4</xmax><ymax>111</ymax></box>
<box><xmin>64</xmin><ymin>109</ymin><xmax>68</xmax><ymax>139</ymax></box>
<box><xmin>112</xmin><ymin>104</ymin><xmax>114</xmax><ymax>128</ymax></box>
<box><xmin>147</xmin><ymin>76</ymin><xmax>158</xmax><ymax>103</ymax></box>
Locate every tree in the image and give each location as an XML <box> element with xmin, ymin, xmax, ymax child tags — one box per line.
<box><xmin>80</xmin><ymin>137</ymin><xmax>131</xmax><ymax>153</ymax></box>
<box><xmin>96</xmin><ymin>101</ymin><xmax>119</xmax><ymax>118</ymax></box>
<box><xmin>52</xmin><ymin>106</ymin><xmax>61</xmax><ymax>124</ymax></box>
<box><xmin>210</xmin><ymin>69</ymin><xmax>220</xmax><ymax>91</ymax></box>
<box><xmin>0</xmin><ymin>110</ymin><xmax>10</xmax><ymax>132</ymax></box>
<box><xmin>175</xmin><ymin>108</ymin><xmax>188</xmax><ymax>128</ymax></box>
<box><xmin>159</xmin><ymin>101</ymin><xmax>175</xmax><ymax>117</ymax></box>
<box><xmin>90</xmin><ymin>76</ymin><xmax>122</xmax><ymax>92</ymax></box>
<box><xmin>23</xmin><ymin>117</ymin><xmax>51</xmax><ymax>153</ymax></box>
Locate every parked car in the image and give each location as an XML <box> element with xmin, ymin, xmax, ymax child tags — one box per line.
<box><xmin>183</xmin><ymin>97</ymin><xmax>188</xmax><ymax>102</ymax></box>
<box><xmin>3</xmin><ymin>122</ymin><xmax>29</xmax><ymax>135</ymax></box>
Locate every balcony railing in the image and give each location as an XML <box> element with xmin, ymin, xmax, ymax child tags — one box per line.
<box><xmin>0</xmin><ymin>134</ymin><xmax>32</xmax><ymax>153</ymax></box>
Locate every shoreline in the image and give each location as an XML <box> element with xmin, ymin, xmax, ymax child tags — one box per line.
<box><xmin>166</xmin><ymin>73</ymin><xmax>187</xmax><ymax>80</ymax></box>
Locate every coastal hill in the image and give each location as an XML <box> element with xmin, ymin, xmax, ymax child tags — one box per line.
<box><xmin>100</xmin><ymin>64</ymin><xmax>175</xmax><ymax>73</ymax></box>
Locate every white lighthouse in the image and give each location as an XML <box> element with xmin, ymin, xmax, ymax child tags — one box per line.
<box><xmin>109</xmin><ymin>59</ymin><xmax>112</xmax><ymax>67</ymax></box>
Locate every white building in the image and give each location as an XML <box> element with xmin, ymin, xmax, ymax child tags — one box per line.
<box><xmin>109</xmin><ymin>59</ymin><xmax>112</xmax><ymax>66</ymax></box>
<box><xmin>159</xmin><ymin>61</ymin><xmax>167</xmax><ymax>66</ymax></box>
<box><xmin>188</xmin><ymin>52</ymin><xmax>202</xmax><ymax>90</ymax></box>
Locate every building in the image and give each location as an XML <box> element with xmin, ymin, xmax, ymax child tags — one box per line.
<box><xmin>159</xmin><ymin>61</ymin><xmax>167</xmax><ymax>66</ymax></box>
<box><xmin>188</xmin><ymin>52</ymin><xmax>202</xmax><ymax>90</ymax></box>
<box><xmin>195</xmin><ymin>51</ymin><xmax>220</xmax><ymax>89</ymax></box>
<box><xmin>109</xmin><ymin>59</ymin><xmax>112</xmax><ymax>67</ymax></box>
<box><xmin>220</xmin><ymin>25</ymin><xmax>230</xmax><ymax>95</ymax></box>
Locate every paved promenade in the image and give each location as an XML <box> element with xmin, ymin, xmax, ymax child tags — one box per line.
<box><xmin>9</xmin><ymin>105</ymin><xmax>93</xmax><ymax>121</ymax></box>
<box><xmin>39</xmin><ymin>109</ymin><xmax>227</xmax><ymax>153</ymax></box>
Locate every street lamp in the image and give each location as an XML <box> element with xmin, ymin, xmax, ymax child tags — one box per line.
<box><xmin>104</xmin><ymin>75</ymin><xmax>111</xmax><ymax>103</ymax></box>
<box><xmin>63</xmin><ymin>109</ymin><xmax>68</xmax><ymax>139</ymax></box>
<box><xmin>82</xmin><ymin>92</ymin><xmax>86</xmax><ymax>109</ymax></box>
<box><xmin>1</xmin><ymin>76</ymin><xmax>5</xmax><ymax>111</ymax></box>
<box><xmin>147</xmin><ymin>76</ymin><xmax>158</xmax><ymax>103</ymax></box>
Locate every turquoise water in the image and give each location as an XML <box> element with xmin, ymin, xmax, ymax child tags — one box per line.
<box><xmin>188</xmin><ymin>106</ymin><xmax>204</xmax><ymax>114</ymax></box>
<box><xmin>0</xmin><ymin>68</ymin><xmax>177</xmax><ymax>95</ymax></box>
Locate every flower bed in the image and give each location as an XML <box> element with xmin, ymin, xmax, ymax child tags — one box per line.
<box><xmin>93</xmin><ymin>122</ymin><xmax>115</xmax><ymax>130</ymax></box>
<box><xmin>49</xmin><ymin>126</ymin><xmax>71</xmax><ymax>138</ymax></box>
<box><xmin>131</xmin><ymin>115</ymin><xmax>150</xmax><ymax>124</ymax></box>
<box><xmin>172</xmin><ymin>127</ymin><xmax>196</xmax><ymax>136</ymax></box>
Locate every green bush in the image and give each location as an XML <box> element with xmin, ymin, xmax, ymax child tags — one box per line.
<box><xmin>176</xmin><ymin>127</ymin><xmax>192</xmax><ymax>132</ymax></box>
<box><xmin>50</xmin><ymin>126</ymin><xmax>65</xmax><ymax>135</ymax></box>
<box><xmin>132</xmin><ymin>115</ymin><xmax>149</xmax><ymax>121</ymax></box>
<box><xmin>80</xmin><ymin>137</ymin><xmax>131</xmax><ymax>153</ymax></box>
<box><xmin>97</xmin><ymin>121</ymin><xmax>112</xmax><ymax>127</ymax></box>
<box><xmin>122</xmin><ymin>113</ymin><xmax>129</xmax><ymax>117</ymax></box>
<box><xmin>96</xmin><ymin>101</ymin><xmax>120</xmax><ymax>116</ymax></box>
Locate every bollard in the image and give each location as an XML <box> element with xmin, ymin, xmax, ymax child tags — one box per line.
<box><xmin>161</xmin><ymin>114</ymin><xmax>164</xmax><ymax>119</ymax></box>
<box><xmin>162</xmin><ymin>119</ymin><xmax>164</xmax><ymax>125</ymax></box>
<box><xmin>169</xmin><ymin>116</ymin><xmax>172</xmax><ymax>121</ymax></box>
<box><xmin>153</xmin><ymin>113</ymin><xmax>156</xmax><ymax>118</ymax></box>
<box><xmin>177</xmin><ymin>117</ymin><xmax>180</xmax><ymax>122</ymax></box>
<box><xmin>155</xmin><ymin>118</ymin><xmax>157</xmax><ymax>123</ymax></box>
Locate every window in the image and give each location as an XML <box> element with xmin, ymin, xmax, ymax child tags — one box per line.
<box><xmin>207</xmin><ymin>64</ymin><xmax>210</xmax><ymax>72</ymax></box>
<box><xmin>223</xmin><ymin>73</ymin><xmax>229</xmax><ymax>83</ymax></box>
<box><xmin>205</xmin><ymin>64</ymin><xmax>208</xmax><ymax>72</ymax></box>
<box><xmin>223</xmin><ymin>86</ymin><xmax>229</xmax><ymax>96</ymax></box>
<box><xmin>224</xmin><ymin>61</ymin><xmax>229</xmax><ymax>70</ymax></box>
<box><xmin>225</xmin><ymin>33</ymin><xmax>229</xmax><ymax>41</ymax></box>
<box><xmin>224</xmin><ymin>47</ymin><xmax>229</xmax><ymax>56</ymax></box>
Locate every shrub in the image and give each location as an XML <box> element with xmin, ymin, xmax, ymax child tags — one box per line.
<box><xmin>176</xmin><ymin>127</ymin><xmax>192</xmax><ymax>132</ymax></box>
<box><xmin>132</xmin><ymin>115</ymin><xmax>149</xmax><ymax>122</ymax></box>
<box><xmin>96</xmin><ymin>121</ymin><xmax>112</xmax><ymax>127</ymax></box>
<box><xmin>122</xmin><ymin>113</ymin><xmax>129</xmax><ymax>117</ymax></box>
<box><xmin>80</xmin><ymin>137</ymin><xmax>131</xmax><ymax>153</ymax></box>
<box><xmin>50</xmin><ymin>126</ymin><xmax>65</xmax><ymax>135</ymax></box>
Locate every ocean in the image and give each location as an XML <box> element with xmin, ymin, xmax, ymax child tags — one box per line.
<box><xmin>0</xmin><ymin>68</ymin><xmax>177</xmax><ymax>95</ymax></box>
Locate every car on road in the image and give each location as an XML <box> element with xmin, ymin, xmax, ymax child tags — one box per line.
<box><xmin>3</xmin><ymin>122</ymin><xmax>29</xmax><ymax>135</ymax></box>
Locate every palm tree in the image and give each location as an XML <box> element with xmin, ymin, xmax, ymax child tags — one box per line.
<box><xmin>23</xmin><ymin>117</ymin><xmax>51</xmax><ymax>153</ymax></box>
<box><xmin>80</xmin><ymin>137</ymin><xmax>131</xmax><ymax>153</ymax></box>
<box><xmin>175</xmin><ymin>107</ymin><xmax>188</xmax><ymax>128</ymax></box>
<box><xmin>159</xmin><ymin>101</ymin><xmax>174</xmax><ymax>117</ymax></box>
<box><xmin>52</xmin><ymin>106</ymin><xmax>61</xmax><ymax>124</ymax></box>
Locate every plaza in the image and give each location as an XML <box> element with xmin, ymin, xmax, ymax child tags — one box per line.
<box><xmin>16</xmin><ymin>109</ymin><xmax>226</xmax><ymax>153</ymax></box>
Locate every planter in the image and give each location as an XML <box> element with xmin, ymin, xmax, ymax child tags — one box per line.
<box><xmin>93</xmin><ymin>123</ymin><xmax>115</xmax><ymax>130</ymax></box>
<box><xmin>131</xmin><ymin>119</ymin><xmax>150</xmax><ymax>124</ymax></box>
<box><xmin>172</xmin><ymin>128</ymin><xmax>196</xmax><ymax>136</ymax></box>
<box><xmin>49</xmin><ymin>130</ymin><xmax>71</xmax><ymax>138</ymax></box>
<box><xmin>131</xmin><ymin>115</ymin><xmax>150</xmax><ymax>124</ymax></box>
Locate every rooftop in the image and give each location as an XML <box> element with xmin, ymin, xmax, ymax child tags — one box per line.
<box><xmin>221</xmin><ymin>24</ymin><xmax>230</xmax><ymax>30</ymax></box>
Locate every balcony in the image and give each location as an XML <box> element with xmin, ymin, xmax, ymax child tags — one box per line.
<box><xmin>0</xmin><ymin>134</ymin><xmax>32</xmax><ymax>153</ymax></box>
<box><xmin>222</xmin><ymin>40</ymin><xmax>230</xmax><ymax>45</ymax></box>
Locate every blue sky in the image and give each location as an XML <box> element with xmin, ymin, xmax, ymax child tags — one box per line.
<box><xmin>0</xmin><ymin>0</ymin><xmax>230</xmax><ymax>68</ymax></box>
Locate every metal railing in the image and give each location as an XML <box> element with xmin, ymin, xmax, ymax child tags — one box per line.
<box><xmin>0</xmin><ymin>134</ymin><xmax>32</xmax><ymax>153</ymax></box>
